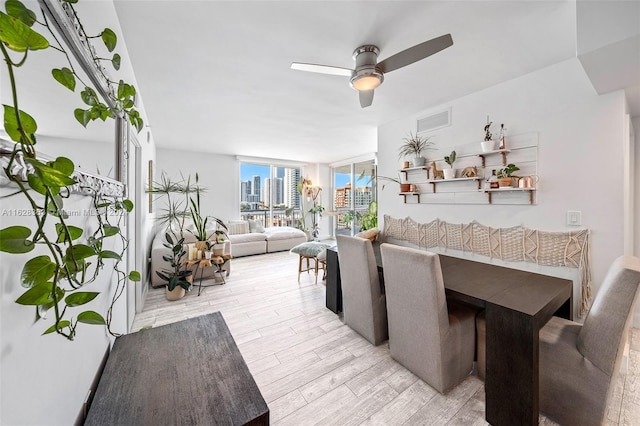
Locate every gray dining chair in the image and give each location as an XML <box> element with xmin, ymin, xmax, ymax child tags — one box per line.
<box><xmin>476</xmin><ymin>255</ymin><xmax>640</xmax><ymax>425</ymax></box>
<box><xmin>335</xmin><ymin>235</ymin><xmax>388</xmax><ymax>346</ymax></box>
<box><xmin>380</xmin><ymin>243</ymin><xmax>478</xmax><ymax>394</ymax></box>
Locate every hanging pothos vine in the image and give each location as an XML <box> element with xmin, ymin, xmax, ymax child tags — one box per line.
<box><xmin>0</xmin><ymin>0</ymin><xmax>143</xmax><ymax>340</ymax></box>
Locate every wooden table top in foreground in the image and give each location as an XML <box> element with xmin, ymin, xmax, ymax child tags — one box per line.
<box><xmin>85</xmin><ymin>312</ymin><xmax>269</xmax><ymax>426</ymax></box>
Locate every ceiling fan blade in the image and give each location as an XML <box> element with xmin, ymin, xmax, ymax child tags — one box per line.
<box><xmin>290</xmin><ymin>62</ymin><xmax>353</xmax><ymax>77</ymax></box>
<box><xmin>359</xmin><ymin>90</ymin><xmax>374</xmax><ymax>108</ymax></box>
<box><xmin>377</xmin><ymin>34</ymin><xmax>453</xmax><ymax>74</ymax></box>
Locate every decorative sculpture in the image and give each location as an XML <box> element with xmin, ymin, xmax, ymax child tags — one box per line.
<box><xmin>430</xmin><ymin>161</ymin><xmax>444</xmax><ymax>179</ymax></box>
<box><xmin>460</xmin><ymin>166</ymin><xmax>478</xmax><ymax>178</ymax></box>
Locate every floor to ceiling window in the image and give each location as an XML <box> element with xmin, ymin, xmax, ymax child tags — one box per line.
<box><xmin>239</xmin><ymin>162</ymin><xmax>303</xmax><ymax>228</ymax></box>
<box><xmin>332</xmin><ymin>158</ymin><xmax>376</xmax><ymax>236</ymax></box>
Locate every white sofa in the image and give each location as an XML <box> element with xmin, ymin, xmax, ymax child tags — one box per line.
<box><xmin>226</xmin><ymin>219</ymin><xmax>307</xmax><ymax>257</ymax></box>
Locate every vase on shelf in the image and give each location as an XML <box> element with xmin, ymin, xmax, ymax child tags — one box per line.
<box><xmin>412</xmin><ymin>156</ymin><xmax>425</xmax><ymax>167</ymax></box>
<box><xmin>481</xmin><ymin>140</ymin><xmax>496</xmax><ymax>152</ymax></box>
<box><xmin>443</xmin><ymin>168</ymin><xmax>456</xmax><ymax>179</ymax></box>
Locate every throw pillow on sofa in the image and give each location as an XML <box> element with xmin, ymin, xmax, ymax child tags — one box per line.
<box><xmin>227</xmin><ymin>220</ymin><xmax>250</xmax><ymax>235</ymax></box>
<box><xmin>248</xmin><ymin>219</ymin><xmax>265</xmax><ymax>233</ymax></box>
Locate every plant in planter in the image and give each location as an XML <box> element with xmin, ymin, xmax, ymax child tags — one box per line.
<box><xmin>443</xmin><ymin>150</ymin><xmax>457</xmax><ymax>179</ymax></box>
<box><xmin>398</xmin><ymin>132</ymin><xmax>434</xmax><ymax>167</ymax></box>
<box><xmin>360</xmin><ymin>201</ymin><xmax>378</xmax><ymax>231</ymax></box>
<box><xmin>0</xmin><ymin>0</ymin><xmax>142</xmax><ymax>339</ymax></box>
<box><xmin>497</xmin><ymin>163</ymin><xmax>520</xmax><ymax>187</ymax></box>
<box><xmin>155</xmin><ymin>233</ymin><xmax>192</xmax><ymax>301</ymax></box>
<box><xmin>481</xmin><ymin>121</ymin><xmax>496</xmax><ymax>152</ymax></box>
<box><xmin>376</xmin><ymin>173</ymin><xmax>411</xmax><ymax>192</ymax></box>
<box><xmin>148</xmin><ymin>172</ymin><xmax>194</xmax><ymax>237</ymax></box>
<box><xmin>342</xmin><ymin>210</ymin><xmax>362</xmax><ymax>231</ymax></box>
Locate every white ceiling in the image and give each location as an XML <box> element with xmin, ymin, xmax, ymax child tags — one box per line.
<box><xmin>112</xmin><ymin>0</ymin><xmax>578</xmax><ymax>163</ymax></box>
<box><xmin>4</xmin><ymin>1</ymin><xmax>636</xmax><ymax>165</ymax></box>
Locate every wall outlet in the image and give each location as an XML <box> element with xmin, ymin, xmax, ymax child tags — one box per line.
<box><xmin>566</xmin><ymin>211</ymin><xmax>581</xmax><ymax>226</ymax></box>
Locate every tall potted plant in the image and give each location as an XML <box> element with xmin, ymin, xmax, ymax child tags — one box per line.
<box><xmin>398</xmin><ymin>132</ymin><xmax>434</xmax><ymax>167</ymax></box>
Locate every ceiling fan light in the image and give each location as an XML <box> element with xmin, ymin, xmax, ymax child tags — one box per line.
<box><xmin>352</xmin><ymin>74</ymin><xmax>382</xmax><ymax>91</ymax></box>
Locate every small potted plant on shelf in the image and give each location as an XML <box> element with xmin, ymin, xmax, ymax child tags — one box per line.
<box><xmin>443</xmin><ymin>150</ymin><xmax>457</xmax><ymax>179</ymax></box>
<box><xmin>156</xmin><ymin>233</ymin><xmax>193</xmax><ymax>301</ymax></box>
<box><xmin>377</xmin><ymin>174</ymin><xmax>411</xmax><ymax>193</ymax></box>
<box><xmin>398</xmin><ymin>132</ymin><xmax>435</xmax><ymax>167</ymax></box>
<box><xmin>481</xmin><ymin>121</ymin><xmax>496</xmax><ymax>152</ymax></box>
<box><xmin>497</xmin><ymin>163</ymin><xmax>520</xmax><ymax>187</ymax></box>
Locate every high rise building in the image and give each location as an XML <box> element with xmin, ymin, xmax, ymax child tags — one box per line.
<box><xmin>334</xmin><ymin>182</ymin><xmax>372</xmax><ymax>208</ymax></box>
<box><xmin>284</xmin><ymin>168</ymin><xmax>301</xmax><ymax>209</ymax></box>
<box><xmin>252</xmin><ymin>175</ymin><xmax>261</xmax><ymax>202</ymax></box>
<box><xmin>240</xmin><ymin>180</ymin><xmax>251</xmax><ymax>202</ymax></box>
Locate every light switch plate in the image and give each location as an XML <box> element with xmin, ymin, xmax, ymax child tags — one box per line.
<box><xmin>566</xmin><ymin>211</ymin><xmax>581</xmax><ymax>226</ymax></box>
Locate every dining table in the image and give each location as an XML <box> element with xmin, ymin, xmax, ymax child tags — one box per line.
<box><xmin>326</xmin><ymin>242</ymin><xmax>573</xmax><ymax>426</ymax></box>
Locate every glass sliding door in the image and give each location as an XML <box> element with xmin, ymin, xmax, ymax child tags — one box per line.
<box><xmin>239</xmin><ymin>163</ymin><xmax>302</xmax><ymax>228</ymax></box>
<box><xmin>332</xmin><ymin>158</ymin><xmax>376</xmax><ymax>236</ymax></box>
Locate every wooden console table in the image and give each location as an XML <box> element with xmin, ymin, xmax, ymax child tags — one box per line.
<box><xmin>85</xmin><ymin>312</ymin><xmax>269</xmax><ymax>425</ymax></box>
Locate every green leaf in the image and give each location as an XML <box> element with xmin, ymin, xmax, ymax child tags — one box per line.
<box><xmin>129</xmin><ymin>271</ymin><xmax>141</xmax><ymax>282</ymax></box>
<box><xmin>111</xmin><ymin>53</ymin><xmax>121</xmax><ymax>70</ymax></box>
<box><xmin>74</xmin><ymin>108</ymin><xmax>91</xmax><ymax>127</ymax></box>
<box><xmin>3</xmin><ymin>105</ymin><xmax>37</xmax><ymax>143</ymax></box>
<box><xmin>15</xmin><ymin>282</ymin><xmax>53</xmax><ymax>305</ymax></box>
<box><xmin>80</xmin><ymin>87</ymin><xmax>99</xmax><ymax>106</ymax></box>
<box><xmin>21</xmin><ymin>255</ymin><xmax>56</xmax><ymax>288</ymax></box>
<box><xmin>65</xmin><ymin>292</ymin><xmax>99</xmax><ymax>307</ymax></box>
<box><xmin>103</xmin><ymin>224</ymin><xmax>119</xmax><ymax>237</ymax></box>
<box><xmin>27</xmin><ymin>173</ymin><xmax>55</xmax><ymax>196</ymax></box>
<box><xmin>49</xmin><ymin>157</ymin><xmax>74</xmax><ymax>176</ymax></box>
<box><xmin>99</xmin><ymin>250</ymin><xmax>121</xmax><ymax>260</ymax></box>
<box><xmin>51</xmin><ymin>67</ymin><xmax>76</xmax><ymax>91</ymax></box>
<box><xmin>67</xmin><ymin>244</ymin><xmax>96</xmax><ymax>260</ymax></box>
<box><xmin>0</xmin><ymin>11</ymin><xmax>48</xmax><ymax>52</ymax></box>
<box><xmin>42</xmin><ymin>320</ymin><xmax>71</xmax><ymax>335</ymax></box>
<box><xmin>0</xmin><ymin>226</ymin><xmax>34</xmax><ymax>253</ymax></box>
<box><xmin>25</xmin><ymin>158</ymin><xmax>76</xmax><ymax>187</ymax></box>
<box><xmin>122</xmin><ymin>199</ymin><xmax>134</xmax><ymax>212</ymax></box>
<box><xmin>101</xmin><ymin>28</ymin><xmax>117</xmax><ymax>52</ymax></box>
<box><xmin>5</xmin><ymin>0</ymin><xmax>36</xmax><ymax>27</ymax></box>
<box><xmin>77</xmin><ymin>311</ymin><xmax>106</xmax><ymax>325</ymax></box>
<box><xmin>55</xmin><ymin>224</ymin><xmax>83</xmax><ymax>243</ymax></box>
<box><xmin>62</xmin><ymin>0</ymin><xmax>78</xmax><ymax>3</ymax></box>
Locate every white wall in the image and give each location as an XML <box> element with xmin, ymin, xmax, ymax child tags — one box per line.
<box><xmin>155</xmin><ymin>148</ymin><xmax>240</xmax><ymax>224</ymax></box>
<box><xmin>378</xmin><ymin>58</ymin><xmax>627</xmax><ymax>316</ymax></box>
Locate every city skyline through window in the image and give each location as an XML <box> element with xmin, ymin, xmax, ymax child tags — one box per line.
<box><xmin>239</xmin><ymin>163</ymin><xmax>302</xmax><ymax>227</ymax></box>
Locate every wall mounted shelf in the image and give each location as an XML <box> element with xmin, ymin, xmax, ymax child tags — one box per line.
<box><xmin>477</xmin><ymin>149</ymin><xmax>511</xmax><ymax>167</ymax></box>
<box><xmin>428</xmin><ymin>177</ymin><xmax>483</xmax><ymax>192</ymax></box>
<box><xmin>399</xmin><ymin>166</ymin><xmax>430</xmax><ymax>180</ymax></box>
<box><xmin>481</xmin><ymin>187</ymin><xmax>536</xmax><ymax>204</ymax></box>
<box><xmin>399</xmin><ymin>192</ymin><xmax>421</xmax><ymax>203</ymax></box>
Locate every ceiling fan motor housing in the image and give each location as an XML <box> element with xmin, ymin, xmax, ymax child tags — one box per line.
<box><xmin>350</xmin><ymin>45</ymin><xmax>384</xmax><ymax>91</ymax></box>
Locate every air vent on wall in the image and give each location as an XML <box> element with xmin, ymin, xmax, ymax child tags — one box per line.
<box><xmin>416</xmin><ymin>108</ymin><xmax>451</xmax><ymax>134</ymax></box>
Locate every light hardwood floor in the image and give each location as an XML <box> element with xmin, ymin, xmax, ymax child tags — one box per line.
<box><xmin>132</xmin><ymin>251</ymin><xmax>640</xmax><ymax>425</ymax></box>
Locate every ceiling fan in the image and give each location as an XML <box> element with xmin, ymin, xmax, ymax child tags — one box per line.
<box><xmin>291</xmin><ymin>34</ymin><xmax>453</xmax><ymax>108</ymax></box>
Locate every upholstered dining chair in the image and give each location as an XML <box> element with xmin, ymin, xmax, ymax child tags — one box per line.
<box><xmin>380</xmin><ymin>243</ymin><xmax>478</xmax><ymax>394</ymax></box>
<box><xmin>335</xmin><ymin>235</ymin><xmax>388</xmax><ymax>346</ymax></box>
<box><xmin>476</xmin><ymin>255</ymin><xmax>640</xmax><ymax>425</ymax></box>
